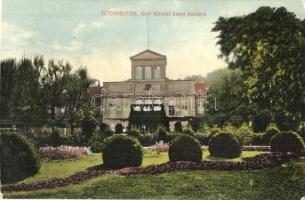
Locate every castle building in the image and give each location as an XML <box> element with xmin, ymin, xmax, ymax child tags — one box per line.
<box><xmin>95</xmin><ymin>49</ymin><xmax>208</xmax><ymax>130</ymax></box>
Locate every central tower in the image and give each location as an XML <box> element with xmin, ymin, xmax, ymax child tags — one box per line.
<box><xmin>130</xmin><ymin>49</ymin><xmax>167</xmax><ymax>81</ymax></box>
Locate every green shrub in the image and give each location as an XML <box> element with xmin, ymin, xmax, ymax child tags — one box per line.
<box><xmin>271</xmin><ymin>131</ymin><xmax>304</xmax><ymax>154</ymax></box>
<box><xmin>166</xmin><ymin>132</ymin><xmax>179</xmax><ymax>143</ymax></box>
<box><xmin>261</xmin><ymin>126</ymin><xmax>280</xmax><ymax>145</ymax></box>
<box><xmin>174</xmin><ymin>121</ymin><xmax>183</xmax><ymax>133</ymax></box>
<box><xmin>194</xmin><ymin>133</ymin><xmax>210</xmax><ymax>145</ymax></box>
<box><xmin>169</xmin><ymin>134</ymin><xmax>202</xmax><ymax>162</ymax></box>
<box><xmin>0</xmin><ymin>130</ymin><xmax>40</xmax><ymax>184</ymax></box>
<box><xmin>297</xmin><ymin>126</ymin><xmax>305</xmax><ymax>142</ymax></box>
<box><xmin>209</xmin><ymin>132</ymin><xmax>241</xmax><ymax>158</ymax></box>
<box><xmin>182</xmin><ymin>127</ymin><xmax>195</xmax><ymax>136</ymax></box>
<box><xmin>88</xmin><ymin>132</ymin><xmax>106</xmax><ymax>153</ymax></box>
<box><xmin>250</xmin><ymin>133</ymin><xmax>264</xmax><ymax>145</ymax></box>
<box><xmin>126</xmin><ymin>128</ymin><xmax>141</xmax><ymax>138</ymax></box>
<box><xmin>138</xmin><ymin>133</ymin><xmax>157</xmax><ymax>146</ymax></box>
<box><xmin>68</xmin><ymin>132</ymin><xmax>83</xmax><ymax>146</ymax></box>
<box><xmin>207</xmin><ymin>127</ymin><xmax>222</xmax><ymax>137</ymax></box>
<box><xmin>49</xmin><ymin>129</ymin><xmax>63</xmax><ymax>146</ymax></box>
<box><xmin>252</xmin><ymin>109</ymin><xmax>272</xmax><ymax>132</ymax></box>
<box><xmin>157</xmin><ymin>128</ymin><xmax>169</xmax><ymax>142</ymax></box>
<box><xmin>102</xmin><ymin>135</ymin><xmax>143</xmax><ymax>168</ymax></box>
<box><xmin>115</xmin><ymin>123</ymin><xmax>124</xmax><ymax>134</ymax></box>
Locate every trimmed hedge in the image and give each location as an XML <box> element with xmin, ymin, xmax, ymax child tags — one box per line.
<box><xmin>169</xmin><ymin>134</ymin><xmax>202</xmax><ymax>163</ymax></box>
<box><xmin>271</xmin><ymin>131</ymin><xmax>304</xmax><ymax>154</ymax></box>
<box><xmin>138</xmin><ymin>134</ymin><xmax>157</xmax><ymax>146</ymax></box>
<box><xmin>209</xmin><ymin>132</ymin><xmax>241</xmax><ymax>158</ymax></box>
<box><xmin>0</xmin><ymin>130</ymin><xmax>40</xmax><ymax>184</ymax></box>
<box><xmin>261</xmin><ymin>126</ymin><xmax>280</xmax><ymax>145</ymax></box>
<box><xmin>102</xmin><ymin>135</ymin><xmax>143</xmax><ymax>168</ymax></box>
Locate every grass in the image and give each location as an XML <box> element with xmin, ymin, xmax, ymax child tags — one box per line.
<box><xmin>19</xmin><ymin>150</ymin><xmax>265</xmax><ymax>183</ymax></box>
<box><xmin>4</xmin><ymin>159</ymin><xmax>305</xmax><ymax>199</ymax></box>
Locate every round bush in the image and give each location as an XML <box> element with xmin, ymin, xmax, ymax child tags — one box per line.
<box><xmin>126</xmin><ymin>129</ymin><xmax>141</xmax><ymax>138</ymax></box>
<box><xmin>0</xmin><ymin>130</ymin><xmax>40</xmax><ymax>184</ymax></box>
<box><xmin>261</xmin><ymin>126</ymin><xmax>280</xmax><ymax>145</ymax></box>
<box><xmin>169</xmin><ymin>134</ymin><xmax>202</xmax><ymax>163</ymax></box>
<box><xmin>271</xmin><ymin>131</ymin><xmax>304</xmax><ymax>154</ymax></box>
<box><xmin>182</xmin><ymin>128</ymin><xmax>195</xmax><ymax>136</ymax></box>
<box><xmin>102</xmin><ymin>135</ymin><xmax>143</xmax><ymax>168</ymax></box>
<box><xmin>138</xmin><ymin>134</ymin><xmax>156</xmax><ymax>146</ymax></box>
<box><xmin>209</xmin><ymin>132</ymin><xmax>241</xmax><ymax>158</ymax></box>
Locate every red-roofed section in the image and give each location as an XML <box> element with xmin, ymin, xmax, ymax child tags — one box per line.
<box><xmin>195</xmin><ymin>83</ymin><xmax>209</xmax><ymax>96</ymax></box>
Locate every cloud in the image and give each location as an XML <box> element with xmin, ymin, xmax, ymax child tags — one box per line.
<box><xmin>51</xmin><ymin>40</ymin><xmax>83</xmax><ymax>52</ymax></box>
<box><xmin>72</xmin><ymin>21</ymin><xmax>104</xmax><ymax>37</ymax></box>
<box><xmin>1</xmin><ymin>21</ymin><xmax>35</xmax><ymax>45</ymax></box>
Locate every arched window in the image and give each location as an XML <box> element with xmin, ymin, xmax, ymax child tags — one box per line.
<box><xmin>154</xmin><ymin>66</ymin><xmax>161</xmax><ymax>79</ymax></box>
<box><xmin>145</xmin><ymin>66</ymin><xmax>151</xmax><ymax>80</ymax></box>
<box><xmin>135</xmin><ymin>66</ymin><xmax>142</xmax><ymax>80</ymax></box>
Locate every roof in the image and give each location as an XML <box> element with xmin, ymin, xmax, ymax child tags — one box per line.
<box><xmin>130</xmin><ymin>49</ymin><xmax>166</xmax><ymax>60</ymax></box>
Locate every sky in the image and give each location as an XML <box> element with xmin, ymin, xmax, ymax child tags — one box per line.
<box><xmin>1</xmin><ymin>0</ymin><xmax>305</xmax><ymax>82</ymax></box>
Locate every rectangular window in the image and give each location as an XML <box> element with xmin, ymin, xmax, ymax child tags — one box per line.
<box><xmin>169</xmin><ymin>105</ymin><xmax>176</xmax><ymax>116</ymax></box>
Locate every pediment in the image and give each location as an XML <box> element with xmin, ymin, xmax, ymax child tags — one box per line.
<box><xmin>130</xmin><ymin>49</ymin><xmax>166</xmax><ymax>60</ymax></box>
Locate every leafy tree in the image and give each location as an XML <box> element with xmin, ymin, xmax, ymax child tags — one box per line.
<box><xmin>115</xmin><ymin>123</ymin><xmax>124</xmax><ymax>134</ymax></box>
<box><xmin>252</xmin><ymin>109</ymin><xmax>272</xmax><ymax>132</ymax></box>
<box><xmin>204</xmin><ymin>68</ymin><xmax>253</xmax><ymax>127</ymax></box>
<box><xmin>184</xmin><ymin>74</ymin><xmax>206</xmax><ymax>82</ymax></box>
<box><xmin>174</xmin><ymin>121</ymin><xmax>183</xmax><ymax>133</ymax></box>
<box><xmin>212</xmin><ymin>6</ymin><xmax>305</xmax><ymax>129</ymax></box>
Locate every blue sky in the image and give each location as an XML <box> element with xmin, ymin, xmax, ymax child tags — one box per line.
<box><xmin>1</xmin><ymin>0</ymin><xmax>305</xmax><ymax>82</ymax></box>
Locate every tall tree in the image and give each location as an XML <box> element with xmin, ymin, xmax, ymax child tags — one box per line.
<box><xmin>212</xmin><ymin>7</ymin><xmax>305</xmax><ymax>129</ymax></box>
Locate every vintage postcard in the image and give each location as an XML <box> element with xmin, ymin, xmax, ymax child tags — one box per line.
<box><xmin>1</xmin><ymin>0</ymin><xmax>305</xmax><ymax>199</ymax></box>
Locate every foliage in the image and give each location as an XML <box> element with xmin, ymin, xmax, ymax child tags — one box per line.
<box><xmin>67</xmin><ymin>132</ymin><xmax>84</xmax><ymax>146</ymax></box>
<box><xmin>204</xmin><ymin>68</ymin><xmax>252</xmax><ymax>127</ymax></box>
<box><xmin>168</xmin><ymin>135</ymin><xmax>202</xmax><ymax>162</ymax></box>
<box><xmin>252</xmin><ymin>109</ymin><xmax>272</xmax><ymax>132</ymax></box>
<box><xmin>88</xmin><ymin>131</ymin><xmax>106</xmax><ymax>153</ymax></box>
<box><xmin>182</xmin><ymin>127</ymin><xmax>195</xmax><ymax>136</ymax></box>
<box><xmin>39</xmin><ymin>146</ymin><xmax>91</xmax><ymax>160</ymax></box>
<box><xmin>271</xmin><ymin>131</ymin><xmax>304</xmax><ymax>154</ymax></box>
<box><xmin>49</xmin><ymin>129</ymin><xmax>63</xmax><ymax>147</ymax></box>
<box><xmin>126</xmin><ymin>128</ymin><xmax>141</xmax><ymax>138</ymax></box>
<box><xmin>102</xmin><ymin>135</ymin><xmax>143</xmax><ymax>168</ymax></box>
<box><xmin>174</xmin><ymin>121</ymin><xmax>183</xmax><ymax>133</ymax></box>
<box><xmin>0</xmin><ymin>130</ymin><xmax>40</xmax><ymax>184</ymax></box>
<box><xmin>157</xmin><ymin>128</ymin><xmax>169</xmax><ymax>142</ymax></box>
<box><xmin>99</xmin><ymin>122</ymin><xmax>110</xmax><ymax>133</ymax></box>
<box><xmin>193</xmin><ymin>133</ymin><xmax>210</xmax><ymax>145</ymax></box>
<box><xmin>261</xmin><ymin>125</ymin><xmax>280</xmax><ymax>145</ymax></box>
<box><xmin>188</xmin><ymin>118</ymin><xmax>204</xmax><ymax>132</ymax></box>
<box><xmin>138</xmin><ymin>133</ymin><xmax>157</xmax><ymax>146</ymax></box>
<box><xmin>209</xmin><ymin>132</ymin><xmax>241</xmax><ymax>158</ymax></box>
<box><xmin>212</xmin><ymin>6</ymin><xmax>305</xmax><ymax>128</ymax></box>
<box><xmin>80</xmin><ymin>112</ymin><xmax>97</xmax><ymax>144</ymax></box>
<box><xmin>114</xmin><ymin>123</ymin><xmax>124</xmax><ymax>134</ymax></box>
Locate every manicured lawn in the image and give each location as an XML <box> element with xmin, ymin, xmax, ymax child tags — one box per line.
<box><xmin>5</xmin><ymin>159</ymin><xmax>305</xmax><ymax>199</ymax></box>
<box><xmin>19</xmin><ymin>150</ymin><xmax>266</xmax><ymax>183</ymax></box>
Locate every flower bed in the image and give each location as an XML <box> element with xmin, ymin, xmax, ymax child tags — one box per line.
<box><xmin>242</xmin><ymin>145</ymin><xmax>270</xmax><ymax>151</ymax></box>
<box><xmin>2</xmin><ymin>152</ymin><xmax>301</xmax><ymax>192</ymax></box>
<box><xmin>150</xmin><ymin>143</ymin><xmax>169</xmax><ymax>152</ymax></box>
<box><xmin>39</xmin><ymin>146</ymin><xmax>92</xmax><ymax>160</ymax></box>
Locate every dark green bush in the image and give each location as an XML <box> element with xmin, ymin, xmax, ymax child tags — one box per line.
<box><xmin>126</xmin><ymin>128</ymin><xmax>141</xmax><ymax>138</ymax></box>
<box><xmin>194</xmin><ymin>133</ymin><xmax>210</xmax><ymax>145</ymax></box>
<box><xmin>182</xmin><ymin>127</ymin><xmax>195</xmax><ymax>136</ymax></box>
<box><xmin>169</xmin><ymin>134</ymin><xmax>202</xmax><ymax>162</ymax></box>
<box><xmin>102</xmin><ymin>135</ymin><xmax>143</xmax><ymax>168</ymax></box>
<box><xmin>174</xmin><ymin>121</ymin><xmax>183</xmax><ymax>133</ymax></box>
<box><xmin>0</xmin><ymin>130</ymin><xmax>40</xmax><ymax>184</ymax></box>
<box><xmin>115</xmin><ymin>123</ymin><xmax>124</xmax><ymax>134</ymax></box>
<box><xmin>166</xmin><ymin>132</ymin><xmax>179</xmax><ymax>143</ymax></box>
<box><xmin>252</xmin><ymin>109</ymin><xmax>272</xmax><ymax>132</ymax></box>
<box><xmin>271</xmin><ymin>131</ymin><xmax>304</xmax><ymax>154</ymax></box>
<box><xmin>157</xmin><ymin>128</ymin><xmax>169</xmax><ymax>142</ymax></box>
<box><xmin>49</xmin><ymin>129</ymin><xmax>63</xmax><ymax>146</ymax></box>
<box><xmin>250</xmin><ymin>133</ymin><xmax>264</xmax><ymax>145</ymax></box>
<box><xmin>100</xmin><ymin>122</ymin><xmax>110</xmax><ymax>133</ymax></box>
<box><xmin>261</xmin><ymin>126</ymin><xmax>280</xmax><ymax>145</ymax></box>
<box><xmin>68</xmin><ymin>132</ymin><xmax>83</xmax><ymax>146</ymax></box>
<box><xmin>209</xmin><ymin>132</ymin><xmax>241</xmax><ymax>158</ymax></box>
<box><xmin>138</xmin><ymin>134</ymin><xmax>156</xmax><ymax>146</ymax></box>
<box><xmin>88</xmin><ymin>132</ymin><xmax>106</xmax><ymax>153</ymax></box>
<box><xmin>297</xmin><ymin>126</ymin><xmax>305</xmax><ymax>141</ymax></box>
